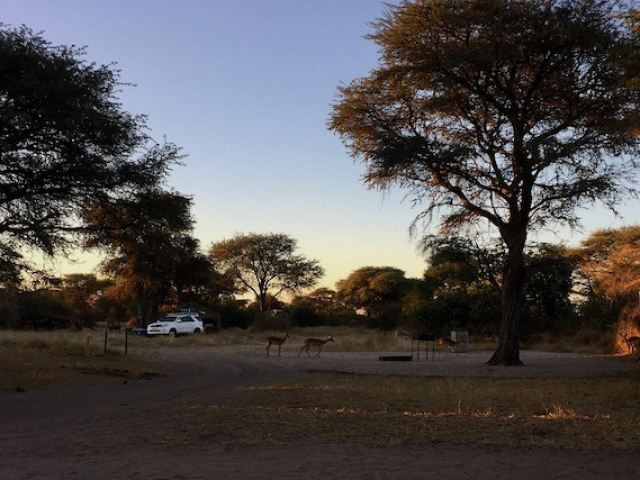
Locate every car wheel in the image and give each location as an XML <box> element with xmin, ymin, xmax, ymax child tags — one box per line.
<box><xmin>193</xmin><ymin>328</ymin><xmax>201</xmax><ymax>334</ymax></box>
<box><xmin>169</xmin><ymin>329</ymin><xmax>177</xmax><ymax>337</ymax></box>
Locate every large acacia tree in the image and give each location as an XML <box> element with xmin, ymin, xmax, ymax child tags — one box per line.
<box><xmin>209</xmin><ymin>233</ymin><xmax>324</xmax><ymax>313</ymax></box>
<box><xmin>83</xmin><ymin>190</ymin><xmax>207</xmax><ymax>325</ymax></box>
<box><xmin>0</xmin><ymin>25</ymin><xmax>177</xmax><ymax>263</ymax></box>
<box><xmin>330</xmin><ymin>0</ymin><xmax>640</xmax><ymax>365</ymax></box>
<box><xmin>336</xmin><ymin>266</ymin><xmax>408</xmax><ymax>320</ymax></box>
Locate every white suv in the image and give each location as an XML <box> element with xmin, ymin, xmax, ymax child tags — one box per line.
<box><xmin>147</xmin><ymin>313</ymin><xmax>204</xmax><ymax>336</ymax></box>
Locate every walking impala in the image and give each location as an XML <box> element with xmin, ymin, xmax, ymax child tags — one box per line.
<box><xmin>298</xmin><ymin>335</ymin><xmax>334</xmax><ymax>357</ymax></box>
<box><xmin>266</xmin><ymin>333</ymin><xmax>288</xmax><ymax>356</ymax></box>
<box><xmin>438</xmin><ymin>336</ymin><xmax>461</xmax><ymax>354</ymax></box>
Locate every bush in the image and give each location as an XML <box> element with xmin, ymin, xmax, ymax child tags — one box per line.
<box><xmin>467</xmin><ymin>288</ymin><xmax>502</xmax><ymax>337</ymax></box>
<box><xmin>289</xmin><ymin>305</ymin><xmax>323</xmax><ymax>328</ymax></box>
<box><xmin>251</xmin><ymin>312</ymin><xmax>290</xmax><ymax>332</ymax></box>
<box><xmin>411</xmin><ymin>291</ymin><xmax>472</xmax><ymax>335</ymax></box>
<box><xmin>367</xmin><ymin>302</ymin><xmax>403</xmax><ymax>331</ymax></box>
<box><xmin>217</xmin><ymin>302</ymin><xmax>255</xmax><ymax>329</ymax></box>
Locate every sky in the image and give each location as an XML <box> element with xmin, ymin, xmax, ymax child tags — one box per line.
<box><xmin>3</xmin><ymin>0</ymin><xmax>640</xmax><ymax>291</ymax></box>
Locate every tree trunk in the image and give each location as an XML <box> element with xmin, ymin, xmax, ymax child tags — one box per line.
<box><xmin>135</xmin><ymin>281</ymin><xmax>157</xmax><ymax>327</ymax></box>
<box><xmin>136</xmin><ymin>297</ymin><xmax>154</xmax><ymax>327</ymax></box>
<box><xmin>487</xmin><ymin>236</ymin><xmax>527</xmax><ymax>366</ymax></box>
<box><xmin>259</xmin><ymin>292</ymin><xmax>268</xmax><ymax>313</ymax></box>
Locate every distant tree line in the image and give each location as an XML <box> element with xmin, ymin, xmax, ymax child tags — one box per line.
<box><xmin>3</xmin><ymin>224</ymin><xmax>640</xmax><ymax>356</ymax></box>
<box><xmin>291</xmin><ymin>227</ymin><xmax>640</xmax><ymax>352</ymax></box>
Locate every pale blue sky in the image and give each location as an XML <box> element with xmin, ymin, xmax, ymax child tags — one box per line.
<box><xmin>3</xmin><ymin>1</ymin><xmax>639</xmax><ymax>289</ymax></box>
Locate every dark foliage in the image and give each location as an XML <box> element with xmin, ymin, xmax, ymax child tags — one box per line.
<box><xmin>0</xmin><ymin>25</ymin><xmax>178</xmax><ymax>259</ymax></box>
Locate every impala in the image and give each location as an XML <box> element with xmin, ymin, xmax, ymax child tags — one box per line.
<box><xmin>298</xmin><ymin>335</ymin><xmax>334</xmax><ymax>357</ymax></box>
<box><xmin>266</xmin><ymin>333</ymin><xmax>288</xmax><ymax>357</ymax></box>
<box><xmin>438</xmin><ymin>336</ymin><xmax>461</xmax><ymax>355</ymax></box>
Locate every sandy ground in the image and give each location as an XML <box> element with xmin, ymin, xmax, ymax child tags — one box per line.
<box><xmin>1</xmin><ymin>346</ymin><xmax>639</xmax><ymax>480</ymax></box>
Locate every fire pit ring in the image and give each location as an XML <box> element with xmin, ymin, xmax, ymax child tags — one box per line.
<box><xmin>378</xmin><ymin>355</ymin><xmax>413</xmax><ymax>362</ymax></box>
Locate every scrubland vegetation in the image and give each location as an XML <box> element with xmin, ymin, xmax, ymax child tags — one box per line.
<box><xmin>0</xmin><ymin>329</ymin><xmax>163</xmax><ymax>392</ymax></box>
<box><xmin>0</xmin><ymin>323</ymin><xmax>633</xmax><ymax>393</ymax></box>
<box><xmin>2</xmin><ymin>324</ymin><xmax>639</xmax><ymax>451</ymax></box>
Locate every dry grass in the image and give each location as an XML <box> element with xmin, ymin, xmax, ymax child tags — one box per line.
<box><xmin>0</xmin><ymin>325</ymin><xmax>610</xmax><ymax>392</ymax></box>
<box><xmin>4</xmin><ymin>328</ymin><xmax>640</xmax><ymax>451</ymax></box>
<box><xmin>0</xmin><ymin>330</ymin><xmax>164</xmax><ymax>392</ymax></box>
<box><xmin>137</xmin><ymin>326</ymin><xmax>408</xmax><ymax>351</ymax></box>
<box><xmin>523</xmin><ymin>328</ymin><xmax>614</xmax><ymax>355</ymax></box>
<box><xmin>104</xmin><ymin>326</ymin><xmax>416</xmax><ymax>353</ymax></box>
<box><xmin>103</xmin><ymin>325</ymin><xmax>623</xmax><ymax>356</ymax></box>
<box><xmin>1</xmin><ymin>325</ymin><xmax>627</xmax><ymax>391</ymax></box>
<box><xmin>0</xmin><ymin>326</ymin><xmax>418</xmax><ymax>390</ymax></box>
<box><xmin>132</xmin><ymin>326</ymin><xmax>500</xmax><ymax>353</ymax></box>
<box><xmin>173</xmin><ymin>371</ymin><xmax>640</xmax><ymax>451</ymax></box>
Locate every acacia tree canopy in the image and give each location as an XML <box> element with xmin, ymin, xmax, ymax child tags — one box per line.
<box><xmin>209</xmin><ymin>233</ymin><xmax>324</xmax><ymax>313</ymax></box>
<box><xmin>83</xmin><ymin>190</ymin><xmax>204</xmax><ymax>325</ymax></box>
<box><xmin>329</xmin><ymin>0</ymin><xmax>640</xmax><ymax>365</ymax></box>
<box><xmin>570</xmin><ymin>226</ymin><xmax>640</xmax><ymax>341</ymax></box>
<box><xmin>336</xmin><ymin>266</ymin><xmax>408</xmax><ymax>318</ymax></box>
<box><xmin>0</xmin><ymin>25</ymin><xmax>178</xmax><ymax>260</ymax></box>
<box><xmin>573</xmin><ymin>226</ymin><xmax>640</xmax><ymax>304</ymax></box>
<box><xmin>420</xmin><ymin>236</ymin><xmax>503</xmax><ymax>293</ymax></box>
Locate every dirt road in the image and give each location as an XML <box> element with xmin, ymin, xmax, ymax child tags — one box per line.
<box><xmin>1</xmin><ymin>348</ymin><xmax>638</xmax><ymax>479</ymax></box>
